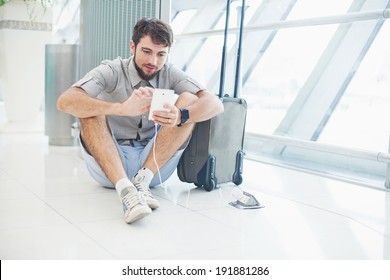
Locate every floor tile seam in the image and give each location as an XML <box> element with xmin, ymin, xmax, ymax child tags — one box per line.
<box><xmin>0</xmin><ymin>195</ymin><xmax>36</xmax><ymax>201</ymax></box>
<box><xmin>245</xmin><ymin>180</ymin><xmax>388</xmax><ymax>201</ymax></box>
<box><xmin>160</xmin><ymin>199</ymin><xmax>231</xmax><ymax>212</ymax></box>
<box><xmin>62</xmin><ymin>222</ymin><xmax>120</xmax><ymax>260</ymax></box>
<box><xmin>0</xmin><ymin>170</ymin><xmax>119</xmax><ymax>258</ymax></box>
<box><xmin>0</xmin><ymin>221</ymin><xmax>103</xmax><ymax>235</ymax></box>
<box><xmin>152</xmin><ymin>187</ymin><xmax>238</xmax><ymax>211</ymax></box>
<box><xmin>145</xmin><ymin>193</ymin><xmax>200</xmax><ymax>214</ymax></box>
<box><xmin>0</xmin><ymin>174</ymin><xmax>113</xmax><ymax>199</ymax></box>
<box><xmin>0</xmin><ymin>169</ymin><xmax>50</xmax><ymax>200</ymax></box>
<box><xmin>190</xmin><ymin>188</ymin><xmax>390</xmax><ymax>241</ymax></box>
<box><xmin>194</xmin><ymin>207</ymin><xmax>276</xmax><ymax>242</ymax></box>
<box><xmin>263</xmin><ymin>193</ymin><xmax>390</xmax><ymax>240</ymax></box>
<box><xmin>244</xmin><ymin>190</ymin><xmax>386</xmax><ymax>225</ymax></box>
<box><xmin>0</xmin><ymin>223</ymin><xmax>66</xmax><ymax>232</ymax></box>
<box><xmin>70</xmin><ymin>214</ymin><xmax>241</xmax><ymax>260</ymax></box>
<box><xmin>0</xmin><ymin>222</ymin><xmax>119</xmax><ymax>260</ymax></box>
<box><xmin>187</xmin><ymin>206</ymin><xmax>260</xmax><ymax>239</ymax></box>
<box><xmin>151</xmin><ymin>189</ymin><xmax>228</xmax><ymax>212</ymax></box>
<box><xmin>245</xmin><ymin>159</ymin><xmax>389</xmax><ymax>192</ymax></box>
<box><xmin>1</xmin><ymin>203</ymin><xmax>120</xmax><ymax>257</ymax></box>
<box><xmin>300</xmin><ymin>204</ymin><xmax>390</xmax><ymax>238</ymax></box>
<box><xmin>42</xmin><ymin>190</ymin><xmax>116</xmax><ymax>199</ymax></box>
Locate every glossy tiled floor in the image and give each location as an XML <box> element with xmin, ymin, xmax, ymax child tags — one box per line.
<box><xmin>0</xmin><ymin>114</ymin><xmax>389</xmax><ymax>260</ymax></box>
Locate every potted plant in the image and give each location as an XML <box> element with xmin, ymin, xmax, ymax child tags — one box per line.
<box><xmin>0</xmin><ymin>0</ymin><xmax>54</xmax><ymax>20</ymax></box>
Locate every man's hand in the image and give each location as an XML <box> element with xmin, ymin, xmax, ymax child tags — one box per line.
<box><xmin>118</xmin><ymin>87</ymin><xmax>152</xmax><ymax>116</ymax></box>
<box><xmin>152</xmin><ymin>103</ymin><xmax>180</xmax><ymax>127</ymax></box>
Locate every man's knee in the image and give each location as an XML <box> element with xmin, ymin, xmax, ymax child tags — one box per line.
<box><xmin>79</xmin><ymin>115</ymin><xmax>108</xmax><ymax>134</ymax></box>
<box><xmin>79</xmin><ymin>116</ymin><xmax>113</xmax><ymax>151</ymax></box>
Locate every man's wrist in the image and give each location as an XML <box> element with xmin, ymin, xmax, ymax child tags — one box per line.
<box><xmin>177</xmin><ymin>108</ymin><xmax>189</xmax><ymax>127</ymax></box>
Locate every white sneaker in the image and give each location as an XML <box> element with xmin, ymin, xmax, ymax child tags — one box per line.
<box><xmin>120</xmin><ymin>187</ymin><xmax>151</xmax><ymax>223</ymax></box>
<box><xmin>132</xmin><ymin>177</ymin><xmax>160</xmax><ymax>209</ymax></box>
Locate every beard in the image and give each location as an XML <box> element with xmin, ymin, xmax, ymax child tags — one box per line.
<box><xmin>133</xmin><ymin>55</ymin><xmax>159</xmax><ymax>81</ymax></box>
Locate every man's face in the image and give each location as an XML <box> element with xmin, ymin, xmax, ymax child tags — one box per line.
<box><xmin>130</xmin><ymin>35</ymin><xmax>169</xmax><ymax>81</ymax></box>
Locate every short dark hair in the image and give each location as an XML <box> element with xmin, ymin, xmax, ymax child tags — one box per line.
<box><xmin>132</xmin><ymin>17</ymin><xmax>173</xmax><ymax>48</ymax></box>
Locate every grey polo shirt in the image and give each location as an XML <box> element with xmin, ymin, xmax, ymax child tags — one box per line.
<box><xmin>73</xmin><ymin>57</ymin><xmax>205</xmax><ymax>141</ymax></box>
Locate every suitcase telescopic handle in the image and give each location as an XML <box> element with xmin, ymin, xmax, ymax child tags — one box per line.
<box><xmin>218</xmin><ymin>0</ymin><xmax>231</xmax><ymax>98</ymax></box>
<box><xmin>218</xmin><ymin>0</ymin><xmax>246</xmax><ymax>99</ymax></box>
<box><xmin>234</xmin><ymin>0</ymin><xmax>246</xmax><ymax>98</ymax></box>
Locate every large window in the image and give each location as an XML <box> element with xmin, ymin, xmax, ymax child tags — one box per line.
<box><xmin>243</xmin><ymin>24</ymin><xmax>338</xmax><ymax>134</ymax></box>
<box><xmin>319</xmin><ymin>20</ymin><xmax>390</xmax><ymax>152</ymax></box>
<box><xmin>171</xmin><ymin>0</ymin><xmax>390</xmax><ymax>189</ymax></box>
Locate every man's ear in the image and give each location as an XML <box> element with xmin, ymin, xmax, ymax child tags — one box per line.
<box><xmin>130</xmin><ymin>40</ymin><xmax>135</xmax><ymax>55</ymax></box>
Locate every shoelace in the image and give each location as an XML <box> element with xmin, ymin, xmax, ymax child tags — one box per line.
<box><xmin>122</xmin><ymin>191</ymin><xmax>143</xmax><ymax>209</ymax></box>
<box><xmin>133</xmin><ymin>181</ymin><xmax>152</xmax><ymax>197</ymax></box>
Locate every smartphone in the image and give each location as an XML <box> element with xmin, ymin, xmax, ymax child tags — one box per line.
<box><xmin>148</xmin><ymin>89</ymin><xmax>176</xmax><ymax>121</ymax></box>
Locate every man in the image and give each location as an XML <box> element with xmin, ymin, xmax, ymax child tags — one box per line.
<box><xmin>57</xmin><ymin>18</ymin><xmax>224</xmax><ymax>224</ymax></box>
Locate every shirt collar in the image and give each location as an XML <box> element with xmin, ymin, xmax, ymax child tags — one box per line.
<box><xmin>128</xmin><ymin>57</ymin><xmax>157</xmax><ymax>88</ymax></box>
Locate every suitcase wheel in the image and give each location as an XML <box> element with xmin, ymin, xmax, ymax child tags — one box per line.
<box><xmin>203</xmin><ymin>155</ymin><xmax>217</xmax><ymax>191</ymax></box>
<box><xmin>203</xmin><ymin>178</ymin><xmax>216</xmax><ymax>192</ymax></box>
<box><xmin>233</xmin><ymin>174</ymin><xmax>243</xmax><ymax>185</ymax></box>
<box><xmin>233</xmin><ymin>150</ymin><xmax>244</xmax><ymax>186</ymax></box>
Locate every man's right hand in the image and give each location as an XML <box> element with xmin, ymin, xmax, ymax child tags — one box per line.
<box><xmin>118</xmin><ymin>87</ymin><xmax>152</xmax><ymax>116</ymax></box>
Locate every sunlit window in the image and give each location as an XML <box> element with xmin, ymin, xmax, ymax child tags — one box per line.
<box><xmin>170</xmin><ymin>0</ymin><xmax>390</xmax><ymax>187</ymax></box>
<box><xmin>319</xmin><ymin>20</ymin><xmax>390</xmax><ymax>152</ymax></box>
<box><xmin>171</xmin><ymin>9</ymin><xmax>197</xmax><ymax>34</ymax></box>
<box><xmin>243</xmin><ymin>24</ymin><xmax>338</xmax><ymax>134</ymax></box>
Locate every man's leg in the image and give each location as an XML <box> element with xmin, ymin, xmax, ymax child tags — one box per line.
<box><xmin>79</xmin><ymin>115</ymin><xmax>151</xmax><ymax>223</ymax></box>
<box><xmin>131</xmin><ymin>93</ymin><xmax>197</xmax><ymax>202</ymax></box>
<box><xmin>79</xmin><ymin>115</ymin><xmax>127</xmax><ymax>184</ymax></box>
<box><xmin>145</xmin><ymin>92</ymin><xmax>198</xmax><ymax>173</ymax></box>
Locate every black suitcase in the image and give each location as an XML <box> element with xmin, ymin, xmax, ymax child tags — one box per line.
<box><xmin>177</xmin><ymin>0</ymin><xmax>247</xmax><ymax>191</ymax></box>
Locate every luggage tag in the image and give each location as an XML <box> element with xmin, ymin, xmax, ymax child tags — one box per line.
<box><xmin>229</xmin><ymin>188</ymin><xmax>264</xmax><ymax>210</ymax></box>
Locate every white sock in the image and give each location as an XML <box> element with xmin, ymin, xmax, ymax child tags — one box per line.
<box><xmin>115</xmin><ymin>178</ymin><xmax>134</xmax><ymax>196</ymax></box>
<box><xmin>133</xmin><ymin>167</ymin><xmax>154</xmax><ymax>186</ymax></box>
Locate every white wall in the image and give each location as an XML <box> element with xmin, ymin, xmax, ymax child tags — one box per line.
<box><xmin>0</xmin><ymin>0</ymin><xmax>52</xmax><ymax>127</ymax></box>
